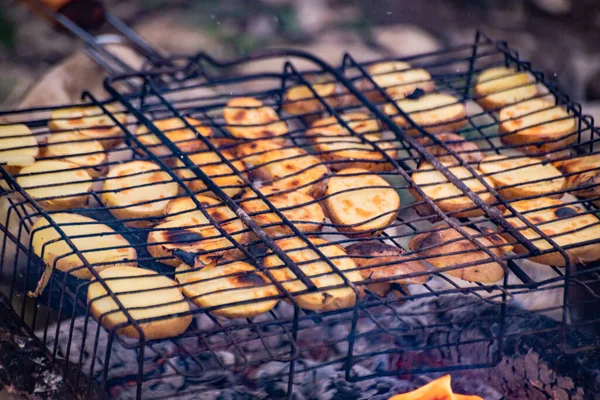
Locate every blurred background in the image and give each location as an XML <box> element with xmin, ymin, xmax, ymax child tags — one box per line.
<box><xmin>1</xmin><ymin>0</ymin><xmax>600</xmax><ymax>109</ymax></box>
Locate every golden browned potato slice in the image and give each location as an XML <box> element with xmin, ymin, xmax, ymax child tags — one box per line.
<box><xmin>478</xmin><ymin>155</ymin><xmax>565</xmax><ymax>200</ymax></box>
<box><xmin>345</xmin><ymin>241</ymin><xmax>428</xmax><ymax>297</ymax></box>
<box><xmin>383</xmin><ymin>93</ymin><xmax>467</xmax><ymax>135</ymax></box>
<box><xmin>101</xmin><ymin>161</ymin><xmax>178</xmax><ymax>228</ymax></box>
<box><xmin>306</xmin><ymin>113</ymin><xmax>381</xmax><ymax>138</ymax></box>
<box><xmin>556</xmin><ymin>154</ymin><xmax>600</xmax><ymax>206</ymax></box>
<box><xmin>411</xmin><ymin>162</ymin><xmax>495</xmax><ymax>218</ymax></box>
<box><xmin>499</xmin><ymin>97</ymin><xmax>576</xmax><ymax>155</ymax></box>
<box><xmin>474</xmin><ymin>66</ymin><xmax>538</xmax><ymax>110</ymax></box>
<box><xmin>223</xmin><ymin>97</ymin><xmax>288</xmax><ymax>141</ymax></box>
<box><xmin>48</xmin><ymin>104</ymin><xmax>127</xmax><ymax>149</ymax></box>
<box><xmin>360</xmin><ymin>61</ymin><xmax>434</xmax><ymax>102</ymax></box>
<box><xmin>32</xmin><ymin>213</ymin><xmax>137</xmax><ymax>279</ymax></box>
<box><xmin>237</xmin><ymin>141</ymin><xmax>329</xmax><ymax>197</ymax></box>
<box><xmin>174</xmin><ymin>150</ymin><xmax>247</xmax><ymax>199</ymax></box>
<box><xmin>88</xmin><ymin>266</ymin><xmax>192</xmax><ymax>339</ymax></box>
<box><xmin>503</xmin><ymin>197</ymin><xmax>600</xmax><ymax>266</ymax></box>
<box><xmin>324</xmin><ymin>168</ymin><xmax>400</xmax><ymax>236</ymax></box>
<box><xmin>263</xmin><ymin>237</ymin><xmax>363</xmax><ymax>311</ymax></box>
<box><xmin>0</xmin><ymin>124</ymin><xmax>39</xmax><ymax>175</ymax></box>
<box><xmin>239</xmin><ymin>185</ymin><xmax>325</xmax><ymax>236</ymax></box>
<box><xmin>416</xmin><ymin>133</ymin><xmax>483</xmax><ymax>164</ymax></box>
<box><xmin>44</xmin><ymin>131</ymin><xmax>108</xmax><ymax>178</ymax></box>
<box><xmin>282</xmin><ymin>82</ymin><xmax>352</xmax><ymax>118</ymax></box>
<box><xmin>176</xmin><ymin>260</ymin><xmax>278</xmax><ymax>318</ymax></box>
<box><xmin>135</xmin><ymin>116</ymin><xmax>211</xmax><ymax>157</ymax></box>
<box><xmin>409</xmin><ymin>224</ymin><xmax>506</xmax><ymax>283</ymax></box>
<box><xmin>17</xmin><ymin>160</ymin><xmax>92</xmax><ymax>210</ymax></box>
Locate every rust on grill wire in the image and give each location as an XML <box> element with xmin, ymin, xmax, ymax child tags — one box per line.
<box><xmin>0</xmin><ymin>31</ymin><xmax>599</xmax><ymax>399</ymax></box>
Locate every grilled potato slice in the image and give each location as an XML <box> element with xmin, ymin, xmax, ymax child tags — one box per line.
<box><xmin>17</xmin><ymin>160</ymin><xmax>92</xmax><ymax>210</ymax></box>
<box><xmin>0</xmin><ymin>124</ymin><xmax>39</xmax><ymax>175</ymax></box>
<box><xmin>48</xmin><ymin>104</ymin><xmax>127</xmax><ymax>149</ymax></box>
<box><xmin>237</xmin><ymin>141</ymin><xmax>329</xmax><ymax>197</ymax></box>
<box><xmin>282</xmin><ymin>82</ymin><xmax>352</xmax><ymax>118</ymax></box>
<box><xmin>324</xmin><ymin>168</ymin><xmax>400</xmax><ymax>236</ymax></box>
<box><xmin>32</xmin><ymin>213</ymin><xmax>137</xmax><ymax>279</ymax></box>
<box><xmin>360</xmin><ymin>61</ymin><xmax>434</xmax><ymax>102</ymax></box>
<box><xmin>44</xmin><ymin>131</ymin><xmax>108</xmax><ymax>177</ymax></box>
<box><xmin>503</xmin><ymin>197</ymin><xmax>600</xmax><ymax>266</ymax></box>
<box><xmin>135</xmin><ymin>116</ymin><xmax>211</xmax><ymax>157</ymax></box>
<box><xmin>556</xmin><ymin>154</ymin><xmax>600</xmax><ymax>206</ymax></box>
<box><xmin>345</xmin><ymin>241</ymin><xmax>428</xmax><ymax>297</ymax></box>
<box><xmin>176</xmin><ymin>260</ymin><xmax>278</xmax><ymax>318</ymax></box>
<box><xmin>101</xmin><ymin>161</ymin><xmax>178</xmax><ymax>228</ymax></box>
<box><xmin>499</xmin><ymin>97</ymin><xmax>576</xmax><ymax>155</ymax></box>
<box><xmin>263</xmin><ymin>237</ymin><xmax>363</xmax><ymax>311</ymax></box>
<box><xmin>478</xmin><ymin>155</ymin><xmax>565</xmax><ymax>200</ymax></box>
<box><xmin>383</xmin><ymin>93</ymin><xmax>467</xmax><ymax>135</ymax></box>
<box><xmin>411</xmin><ymin>162</ymin><xmax>495</xmax><ymax>218</ymax></box>
<box><xmin>416</xmin><ymin>133</ymin><xmax>483</xmax><ymax>164</ymax></box>
<box><xmin>88</xmin><ymin>266</ymin><xmax>192</xmax><ymax>339</ymax></box>
<box><xmin>223</xmin><ymin>97</ymin><xmax>288</xmax><ymax>141</ymax></box>
<box><xmin>474</xmin><ymin>66</ymin><xmax>537</xmax><ymax>110</ymax></box>
<box><xmin>306</xmin><ymin>113</ymin><xmax>381</xmax><ymax>138</ymax></box>
<box><xmin>240</xmin><ymin>185</ymin><xmax>325</xmax><ymax>236</ymax></box>
<box><xmin>174</xmin><ymin>150</ymin><xmax>246</xmax><ymax>199</ymax></box>
<box><xmin>409</xmin><ymin>224</ymin><xmax>506</xmax><ymax>283</ymax></box>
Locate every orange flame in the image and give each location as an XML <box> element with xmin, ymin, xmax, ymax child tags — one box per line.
<box><xmin>388</xmin><ymin>375</ymin><xmax>483</xmax><ymax>400</ymax></box>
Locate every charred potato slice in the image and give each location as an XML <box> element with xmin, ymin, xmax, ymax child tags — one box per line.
<box><xmin>48</xmin><ymin>104</ymin><xmax>127</xmax><ymax>149</ymax></box>
<box><xmin>383</xmin><ymin>93</ymin><xmax>467</xmax><ymax>136</ymax></box>
<box><xmin>411</xmin><ymin>162</ymin><xmax>495</xmax><ymax>218</ymax></box>
<box><xmin>17</xmin><ymin>160</ymin><xmax>92</xmax><ymax>210</ymax></box>
<box><xmin>503</xmin><ymin>197</ymin><xmax>600</xmax><ymax>266</ymax></box>
<box><xmin>263</xmin><ymin>237</ymin><xmax>363</xmax><ymax>311</ymax></box>
<box><xmin>88</xmin><ymin>266</ymin><xmax>192</xmax><ymax>339</ymax></box>
<box><xmin>44</xmin><ymin>131</ymin><xmax>108</xmax><ymax>177</ymax></box>
<box><xmin>499</xmin><ymin>97</ymin><xmax>576</xmax><ymax>155</ymax></box>
<box><xmin>416</xmin><ymin>133</ymin><xmax>483</xmax><ymax>164</ymax></box>
<box><xmin>345</xmin><ymin>241</ymin><xmax>428</xmax><ymax>297</ymax></box>
<box><xmin>223</xmin><ymin>97</ymin><xmax>288</xmax><ymax>141</ymax></box>
<box><xmin>474</xmin><ymin>67</ymin><xmax>537</xmax><ymax>111</ymax></box>
<box><xmin>555</xmin><ymin>154</ymin><xmax>600</xmax><ymax>206</ymax></box>
<box><xmin>32</xmin><ymin>213</ymin><xmax>137</xmax><ymax>280</ymax></box>
<box><xmin>101</xmin><ymin>161</ymin><xmax>178</xmax><ymax>228</ymax></box>
<box><xmin>409</xmin><ymin>224</ymin><xmax>507</xmax><ymax>283</ymax></box>
<box><xmin>135</xmin><ymin>116</ymin><xmax>211</xmax><ymax>157</ymax></box>
<box><xmin>174</xmin><ymin>150</ymin><xmax>247</xmax><ymax>199</ymax></box>
<box><xmin>324</xmin><ymin>168</ymin><xmax>400</xmax><ymax>236</ymax></box>
<box><xmin>240</xmin><ymin>185</ymin><xmax>325</xmax><ymax>236</ymax></box>
<box><xmin>478</xmin><ymin>155</ymin><xmax>565</xmax><ymax>200</ymax></box>
<box><xmin>360</xmin><ymin>61</ymin><xmax>434</xmax><ymax>102</ymax></box>
<box><xmin>0</xmin><ymin>124</ymin><xmax>39</xmax><ymax>175</ymax></box>
<box><xmin>176</xmin><ymin>260</ymin><xmax>278</xmax><ymax>318</ymax></box>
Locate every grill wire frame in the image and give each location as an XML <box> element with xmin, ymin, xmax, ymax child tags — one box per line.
<box><xmin>0</xmin><ymin>30</ymin><xmax>598</xmax><ymax>399</ymax></box>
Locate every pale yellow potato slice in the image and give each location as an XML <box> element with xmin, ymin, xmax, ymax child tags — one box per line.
<box><xmin>240</xmin><ymin>185</ymin><xmax>325</xmax><ymax>236</ymax></box>
<box><xmin>478</xmin><ymin>155</ymin><xmax>565</xmax><ymax>200</ymax></box>
<box><xmin>31</xmin><ymin>213</ymin><xmax>137</xmax><ymax>279</ymax></box>
<box><xmin>88</xmin><ymin>266</ymin><xmax>191</xmax><ymax>339</ymax></box>
<box><xmin>101</xmin><ymin>161</ymin><xmax>178</xmax><ymax>228</ymax></box>
<box><xmin>411</xmin><ymin>162</ymin><xmax>495</xmax><ymax>218</ymax></box>
<box><xmin>475</xmin><ymin>66</ymin><xmax>538</xmax><ymax>110</ymax></box>
<box><xmin>263</xmin><ymin>237</ymin><xmax>363</xmax><ymax>311</ymax></box>
<box><xmin>499</xmin><ymin>97</ymin><xmax>576</xmax><ymax>155</ymax></box>
<box><xmin>44</xmin><ymin>131</ymin><xmax>108</xmax><ymax>177</ymax></box>
<box><xmin>383</xmin><ymin>93</ymin><xmax>467</xmax><ymax>135</ymax></box>
<box><xmin>174</xmin><ymin>150</ymin><xmax>247</xmax><ymax>199</ymax></box>
<box><xmin>416</xmin><ymin>133</ymin><xmax>483</xmax><ymax>164</ymax></box>
<box><xmin>503</xmin><ymin>197</ymin><xmax>600</xmax><ymax>266</ymax></box>
<box><xmin>324</xmin><ymin>168</ymin><xmax>400</xmax><ymax>236</ymax></box>
<box><xmin>135</xmin><ymin>116</ymin><xmax>211</xmax><ymax>157</ymax></box>
<box><xmin>0</xmin><ymin>124</ymin><xmax>39</xmax><ymax>175</ymax></box>
<box><xmin>555</xmin><ymin>154</ymin><xmax>600</xmax><ymax>206</ymax></box>
<box><xmin>176</xmin><ymin>261</ymin><xmax>278</xmax><ymax>318</ymax></box>
<box><xmin>17</xmin><ymin>160</ymin><xmax>92</xmax><ymax>210</ymax></box>
<box><xmin>409</xmin><ymin>224</ymin><xmax>507</xmax><ymax>283</ymax></box>
<box><xmin>48</xmin><ymin>104</ymin><xmax>127</xmax><ymax>149</ymax></box>
<box><xmin>223</xmin><ymin>97</ymin><xmax>288</xmax><ymax>141</ymax></box>
<box><xmin>360</xmin><ymin>61</ymin><xmax>434</xmax><ymax>101</ymax></box>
